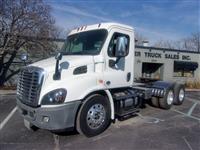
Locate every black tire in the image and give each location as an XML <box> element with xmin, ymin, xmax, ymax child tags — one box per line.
<box><xmin>159</xmin><ymin>89</ymin><xmax>174</xmax><ymax>110</ymax></box>
<box><xmin>173</xmin><ymin>84</ymin><xmax>185</xmax><ymax>105</ymax></box>
<box><xmin>76</xmin><ymin>94</ymin><xmax>111</xmax><ymax>137</ymax></box>
<box><xmin>150</xmin><ymin>97</ymin><xmax>159</xmax><ymax>107</ymax></box>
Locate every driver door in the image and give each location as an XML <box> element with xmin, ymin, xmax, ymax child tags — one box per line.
<box><xmin>103</xmin><ymin>28</ymin><xmax>133</xmax><ymax>88</ymax></box>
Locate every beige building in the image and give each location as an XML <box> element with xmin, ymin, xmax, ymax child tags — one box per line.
<box><xmin>134</xmin><ymin>46</ymin><xmax>200</xmax><ymax>84</ymax></box>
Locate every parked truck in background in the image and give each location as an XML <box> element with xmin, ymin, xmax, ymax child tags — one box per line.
<box><xmin>16</xmin><ymin>23</ymin><xmax>185</xmax><ymax>137</ymax></box>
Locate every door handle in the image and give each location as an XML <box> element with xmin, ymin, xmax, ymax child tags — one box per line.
<box><xmin>127</xmin><ymin>72</ymin><xmax>131</xmax><ymax>82</ymax></box>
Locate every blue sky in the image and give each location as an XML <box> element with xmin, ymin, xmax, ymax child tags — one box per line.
<box><xmin>47</xmin><ymin>0</ymin><xmax>200</xmax><ymax>44</ymax></box>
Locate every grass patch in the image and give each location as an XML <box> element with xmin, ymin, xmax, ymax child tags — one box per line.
<box><xmin>185</xmin><ymin>79</ymin><xmax>200</xmax><ymax>89</ymax></box>
<box><xmin>0</xmin><ymin>86</ymin><xmax>16</xmax><ymax>90</ymax></box>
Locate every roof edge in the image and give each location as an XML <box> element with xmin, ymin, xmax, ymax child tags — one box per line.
<box><xmin>135</xmin><ymin>45</ymin><xmax>200</xmax><ymax>54</ymax></box>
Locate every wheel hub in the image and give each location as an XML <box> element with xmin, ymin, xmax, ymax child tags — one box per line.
<box><xmin>179</xmin><ymin>89</ymin><xmax>184</xmax><ymax>102</ymax></box>
<box><xmin>167</xmin><ymin>91</ymin><xmax>174</xmax><ymax>105</ymax></box>
<box><xmin>87</xmin><ymin>104</ymin><xmax>106</xmax><ymax>129</ymax></box>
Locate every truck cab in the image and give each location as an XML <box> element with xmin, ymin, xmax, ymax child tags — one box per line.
<box><xmin>17</xmin><ymin>23</ymin><xmax>185</xmax><ymax>137</ymax></box>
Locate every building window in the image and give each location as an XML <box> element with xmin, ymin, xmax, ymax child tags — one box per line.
<box><xmin>173</xmin><ymin>61</ymin><xmax>198</xmax><ymax>77</ymax></box>
<box><xmin>142</xmin><ymin>62</ymin><xmax>163</xmax><ymax>80</ymax></box>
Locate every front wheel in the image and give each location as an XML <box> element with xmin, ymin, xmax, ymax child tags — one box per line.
<box><xmin>76</xmin><ymin>94</ymin><xmax>111</xmax><ymax>137</ymax></box>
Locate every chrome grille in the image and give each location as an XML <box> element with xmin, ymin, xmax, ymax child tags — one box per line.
<box><xmin>17</xmin><ymin>66</ymin><xmax>44</xmax><ymax>107</ymax></box>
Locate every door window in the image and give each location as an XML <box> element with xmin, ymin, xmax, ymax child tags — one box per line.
<box><xmin>108</xmin><ymin>33</ymin><xmax>130</xmax><ymax>57</ymax></box>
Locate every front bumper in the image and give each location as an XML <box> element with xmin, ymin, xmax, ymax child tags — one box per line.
<box><xmin>17</xmin><ymin>100</ymin><xmax>81</xmax><ymax>130</ymax></box>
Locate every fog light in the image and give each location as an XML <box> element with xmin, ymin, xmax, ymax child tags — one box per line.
<box><xmin>43</xmin><ymin>116</ymin><xmax>49</xmax><ymax>123</ymax></box>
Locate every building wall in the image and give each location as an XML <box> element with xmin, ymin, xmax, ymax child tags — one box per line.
<box><xmin>134</xmin><ymin>46</ymin><xmax>200</xmax><ymax>84</ymax></box>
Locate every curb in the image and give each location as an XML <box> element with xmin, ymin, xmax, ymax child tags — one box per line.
<box><xmin>185</xmin><ymin>89</ymin><xmax>200</xmax><ymax>92</ymax></box>
<box><xmin>0</xmin><ymin>90</ymin><xmax>16</xmax><ymax>95</ymax></box>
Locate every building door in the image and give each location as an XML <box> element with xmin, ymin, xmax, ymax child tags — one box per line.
<box><xmin>142</xmin><ymin>62</ymin><xmax>164</xmax><ymax>80</ymax></box>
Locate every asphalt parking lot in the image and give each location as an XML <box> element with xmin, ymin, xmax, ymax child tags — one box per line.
<box><xmin>0</xmin><ymin>91</ymin><xmax>200</xmax><ymax>150</ymax></box>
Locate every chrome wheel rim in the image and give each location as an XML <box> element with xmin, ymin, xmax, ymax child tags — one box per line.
<box><xmin>167</xmin><ymin>91</ymin><xmax>174</xmax><ymax>105</ymax></box>
<box><xmin>86</xmin><ymin>104</ymin><xmax>106</xmax><ymax>129</ymax></box>
<box><xmin>179</xmin><ymin>89</ymin><xmax>184</xmax><ymax>102</ymax></box>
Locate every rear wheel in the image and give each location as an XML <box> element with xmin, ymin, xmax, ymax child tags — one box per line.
<box><xmin>159</xmin><ymin>89</ymin><xmax>174</xmax><ymax>110</ymax></box>
<box><xmin>76</xmin><ymin>94</ymin><xmax>111</xmax><ymax>137</ymax></box>
<box><xmin>173</xmin><ymin>84</ymin><xmax>185</xmax><ymax>105</ymax></box>
<box><xmin>150</xmin><ymin>97</ymin><xmax>159</xmax><ymax>107</ymax></box>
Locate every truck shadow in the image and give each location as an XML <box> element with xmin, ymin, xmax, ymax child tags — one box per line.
<box><xmin>51</xmin><ymin>128</ymin><xmax>79</xmax><ymax>137</ymax></box>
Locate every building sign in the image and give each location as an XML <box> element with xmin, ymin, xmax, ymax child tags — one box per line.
<box><xmin>135</xmin><ymin>51</ymin><xmax>191</xmax><ymax>60</ymax></box>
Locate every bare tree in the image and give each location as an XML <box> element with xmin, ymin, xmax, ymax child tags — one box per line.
<box><xmin>0</xmin><ymin>0</ymin><xmax>60</xmax><ymax>86</ymax></box>
<box><xmin>135</xmin><ymin>32</ymin><xmax>148</xmax><ymax>46</ymax></box>
<box><xmin>182</xmin><ymin>32</ymin><xmax>200</xmax><ymax>52</ymax></box>
<box><xmin>154</xmin><ymin>40</ymin><xmax>176</xmax><ymax>49</ymax></box>
<box><xmin>153</xmin><ymin>32</ymin><xmax>200</xmax><ymax>52</ymax></box>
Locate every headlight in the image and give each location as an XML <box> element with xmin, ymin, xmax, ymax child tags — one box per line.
<box><xmin>41</xmin><ymin>88</ymin><xmax>67</xmax><ymax>105</ymax></box>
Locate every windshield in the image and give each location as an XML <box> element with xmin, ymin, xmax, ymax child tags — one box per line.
<box><xmin>62</xmin><ymin>29</ymin><xmax>107</xmax><ymax>55</ymax></box>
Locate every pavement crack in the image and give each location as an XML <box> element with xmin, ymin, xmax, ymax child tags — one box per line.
<box><xmin>182</xmin><ymin>136</ymin><xmax>193</xmax><ymax>150</ymax></box>
<box><xmin>53</xmin><ymin>134</ymin><xmax>60</xmax><ymax>150</ymax></box>
<box><xmin>136</xmin><ymin>113</ymin><xmax>164</xmax><ymax>124</ymax></box>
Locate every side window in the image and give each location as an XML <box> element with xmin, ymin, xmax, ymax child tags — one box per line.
<box><xmin>108</xmin><ymin>32</ymin><xmax>130</xmax><ymax>57</ymax></box>
<box><xmin>173</xmin><ymin>61</ymin><xmax>198</xmax><ymax>77</ymax></box>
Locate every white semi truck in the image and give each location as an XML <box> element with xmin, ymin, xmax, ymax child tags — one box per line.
<box><xmin>17</xmin><ymin>23</ymin><xmax>185</xmax><ymax>137</ymax></box>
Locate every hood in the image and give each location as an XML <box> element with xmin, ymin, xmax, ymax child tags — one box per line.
<box><xmin>31</xmin><ymin>55</ymin><xmax>94</xmax><ymax>73</ymax></box>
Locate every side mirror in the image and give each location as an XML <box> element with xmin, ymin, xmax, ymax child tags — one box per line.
<box><xmin>20</xmin><ymin>53</ymin><xmax>28</xmax><ymax>61</ymax></box>
<box><xmin>115</xmin><ymin>36</ymin><xmax>128</xmax><ymax>57</ymax></box>
<box><xmin>53</xmin><ymin>52</ymin><xmax>62</xmax><ymax>80</ymax></box>
<box><xmin>55</xmin><ymin>52</ymin><xmax>62</xmax><ymax>60</ymax></box>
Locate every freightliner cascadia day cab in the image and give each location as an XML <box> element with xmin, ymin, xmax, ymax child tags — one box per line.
<box><xmin>16</xmin><ymin>23</ymin><xmax>185</xmax><ymax>137</ymax></box>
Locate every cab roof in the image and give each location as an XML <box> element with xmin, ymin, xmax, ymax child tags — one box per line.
<box><xmin>68</xmin><ymin>22</ymin><xmax>134</xmax><ymax>35</ymax></box>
